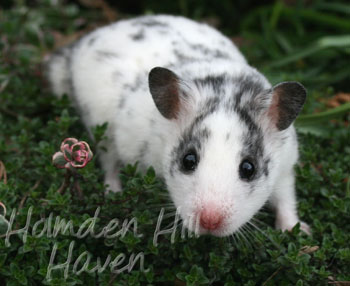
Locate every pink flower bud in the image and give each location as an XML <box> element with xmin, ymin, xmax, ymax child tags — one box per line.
<box><xmin>52</xmin><ymin>152</ymin><xmax>68</xmax><ymax>169</ymax></box>
<box><xmin>53</xmin><ymin>138</ymin><xmax>93</xmax><ymax>169</ymax></box>
<box><xmin>71</xmin><ymin>141</ymin><xmax>93</xmax><ymax>168</ymax></box>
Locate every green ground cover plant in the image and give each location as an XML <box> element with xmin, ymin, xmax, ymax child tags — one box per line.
<box><xmin>0</xmin><ymin>0</ymin><xmax>349</xmax><ymax>285</ymax></box>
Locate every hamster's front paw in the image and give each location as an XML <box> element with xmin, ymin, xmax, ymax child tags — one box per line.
<box><xmin>299</xmin><ymin>221</ymin><xmax>311</xmax><ymax>235</ymax></box>
<box><xmin>276</xmin><ymin>219</ymin><xmax>311</xmax><ymax>235</ymax></box>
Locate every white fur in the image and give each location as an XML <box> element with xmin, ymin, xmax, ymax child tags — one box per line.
<box><xmin>46</xmin><ymin>15</ymin><xmax>308</xmax><ymax>236</ymax></box>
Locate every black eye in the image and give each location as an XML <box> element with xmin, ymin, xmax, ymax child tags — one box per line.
<box><xmin>239</xmin><ymin>160</ymin><xmax>255</xmax><ymax>180</ymax></box>
<box><xmin>182</xmin><ymin>151</ymin><xmax>198</xmax><ymax>172</ymax></box>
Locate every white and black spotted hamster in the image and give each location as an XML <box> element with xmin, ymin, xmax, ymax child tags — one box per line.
<box><xmin>46</xmin><ymin>15</ymin><xmax>310</xmax><ymax>236</ymax></box>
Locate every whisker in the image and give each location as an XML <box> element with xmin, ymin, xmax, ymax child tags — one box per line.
<box><xmin>251</xmin><ymin>216</ymin><xmax>271</xmax><ymax>228</ymax></box>
<box><xmin>247</xmin><ymin>220</ymin><xmax>281</xmax><ymax>250</ymax></box>
<box><xmin>241</xmin><ymin>223</ymin><xmax>258</xmax><ymax>245</ymax></box>
<box><xmin>236</xmin><ymin>226</ymin><xmax>252</xmax><ymax>250</ymax></box>
<box><xmin>230</xmin><ymin>232</ymin><xmax>239</xmax><ymax>248</ymax></box>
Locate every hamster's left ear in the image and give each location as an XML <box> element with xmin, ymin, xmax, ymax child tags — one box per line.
<box><xmin>148</xmin><ymin>67</ymin><xmax>190</xmax><ymax>120</ymax></box>
<box><xmin>266</xmin><ymin>82</ymin><xmax>307</xmax><ymax>131</ymax></box>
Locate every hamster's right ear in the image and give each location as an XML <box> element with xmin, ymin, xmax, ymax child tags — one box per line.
<box><xmin>266</xmin><ymin>82</ymin><xmax>307</xmax><ymax>131</ymax></box>
<box><xmin>148</xmin><ymin>67</ymin><xmax>190</xmax><ymax>120</ymax></box>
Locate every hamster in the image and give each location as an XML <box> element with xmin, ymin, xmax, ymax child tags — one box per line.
<box><xmin>46</xmin><ymin>15</ymin><xmax>309</xmax><ymax>236</ymax></box>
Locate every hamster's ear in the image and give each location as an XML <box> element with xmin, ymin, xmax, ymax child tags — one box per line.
<box><xmin>266</xmin><ymin>82</ymin><xmax>306</xmax><ymax>131</ymax></box>
<box><xmin>148</xmin><ymin>67</ymin><xmax>188</xmax><ymax>120</ymax></box>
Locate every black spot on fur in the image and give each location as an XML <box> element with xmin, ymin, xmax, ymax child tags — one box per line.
<box><xmin>139</xmin><ymin>141</ymin><xmax>149</xmax><ymax>160</ymax></box>
<box><xmin>188</xmin><ymin>43</ymin><xmax>204</xmax><ymax>51</ymax></box>
<box><xmin>133</xmin><ymin>17</ymin><xmax>167</xmax><ymax>27</ymax></box>
<box><xmin>118</xmin><ymin>95</ymin><xmax>126</xmax><ymax>109</ymax></box>
<box><xmin>239</xmin><ymin>108</ymin><xmax>263</xmax><ymax>154</ymax></box>
<box><xmin>88</xmin><ymin>37</ymin><xmax>97</xmax><ymax>46</ymax></box>
<box><xmin>95</xmin><ymin>50</ymin><xmax>119</xmax><ymax>61</ymax></box>
<box><xmin>173</xmin><ymin>49</ymin><xmax>196</xmax><ymax>64</ymax></box>
<box><xmin>225</xmin><ymin>133</ymin><xmax>231</xmax><ymax>141</ymax></box>
<box><xmin>149</xmin><ymin>118</ymin><xmax>156</xmax><ymax>126</ymax></box>
<box><xmin>173</xmin><ymin>31</ymin><xmax>230</xmax><ymax>62</ymax></box>
<box><xmin>279</xmin><ymin>134</ymin><xmax>289</xmax><ymax>146</ymax></box>
<box><xmin>213</xmin><ymin>50</ymin><xmax>229</xmax><ymax>59</ymax></box>
<box><xmin>158</xmin><ymin>29</ymin><xmax>168</xmax><ymax>35</ymax></box>
<box><xmin>190</xmin><ymin>44</ymin><xmax>229</xmax><ymax>59</ymax></box>
<box><xmin>236</xmin><ymin>107</ymin><xmax>259</xmax><ymax>135</ymax></box>
<box><xmin>232</xmin><ymin>75</ymin><xmax>266</xmax><ymax>110</ymax></box>
<box><xmin>263</xmin><ymin>158</ymin><xmax>270</xmax><ymax>177</ymax></box>
<box><xmin>131</xmin><ymin>29</ymin><xmax>145</xmax><ymax>41</ymax></box>
<box><xmin>124</xmin><ymin>74</ymin><xmax>144</xmax><ymax>92</ymax></box>
<box><xmin>194</xmin><ymin>75</ymin><xmax>226</xmax><ymax>95</ymax></box>
<box><xmin>187</xmin><ymin>97</ymin><xmax>221</xmax><ymax>137</ymax></box>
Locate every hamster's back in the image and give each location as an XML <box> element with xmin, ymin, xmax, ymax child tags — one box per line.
<box><xmin>46</xmin><ymin>15</ymin><xmax>248</xmax><ymax>162</ymax></box>
<box><xmin>47</xmin><ymin>15</ymin><xmax>246</xmax><ymax>108</ymax></box>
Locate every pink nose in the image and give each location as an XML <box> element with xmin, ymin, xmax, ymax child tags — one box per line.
<box><xmin>199</xmin><ymin>208</ymin><xmax>223</xmax><ymax>230</ymax></box>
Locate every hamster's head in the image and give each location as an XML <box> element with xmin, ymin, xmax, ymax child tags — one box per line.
<box><xmin>148</xmin><ymin>67</ymin><xmax>306</xmax><ymax>236</ymax></box>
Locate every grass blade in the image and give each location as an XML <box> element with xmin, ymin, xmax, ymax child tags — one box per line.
<box><xmin>296</xmin><ymin>102</ymin><xmax>350</xmax><ymax>126</ymax></box>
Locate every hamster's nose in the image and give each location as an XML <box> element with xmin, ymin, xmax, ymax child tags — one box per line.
<box><xmin>199</xmin><ymin>207</ymin><xmax>223</xmax><ymax>230</ymax></box>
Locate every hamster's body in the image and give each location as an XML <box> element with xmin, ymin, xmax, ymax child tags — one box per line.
<box><xmin>47</xmin><ymin>15</ymin><xmax>309</xmax><ymax>236</ymax></box>
<box><xmin>48</xmin><ymin>15</ymin><xmax>247</xmax><ymax>176</ymax></box>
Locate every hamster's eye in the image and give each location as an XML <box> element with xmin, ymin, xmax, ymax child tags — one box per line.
<box><xmin>182</xmin><ymin>151</ymin><xmax>198</xmax><ymax>172</ymax></box>
<box><xmin>239</xmin><ymin>159</ymin><xmax>255</xmax><ymax>180</ymax></box>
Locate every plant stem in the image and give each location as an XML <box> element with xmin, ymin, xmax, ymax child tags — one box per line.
<box><xmin>57</xmin><ymin>170</ymin><xmax>71</xmax><ymax>194</ymax></box>
<box><xmin>73</xmin><ymin>177</ymin><xmax>84</xmax><ymax>200</ymax></box>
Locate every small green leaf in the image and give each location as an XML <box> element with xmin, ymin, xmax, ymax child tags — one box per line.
<box><xmin>0</xmin><ymin>254</ymin><xmax>7</xmax><ymax>267</ymax></box>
